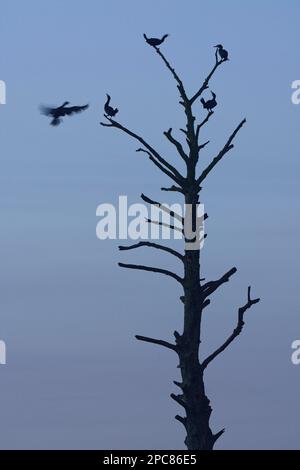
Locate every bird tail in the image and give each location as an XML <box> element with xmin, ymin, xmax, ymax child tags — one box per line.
<box><xmin>143</xmin><ymin>33</ymin><xmax>148</xmax><ymax>40</ymax></box>
<box><xmin>200</xmin><ymin>98</ymin><xmax>206</xmax><ymax>106</ymax></box>
<box><xmin>162</xmin><ymin>34</ymin><xmax>169</xmax><ymax>42</ymax></box>
<box><xmin>115</xmin><ymin>108</ymin><xmax>119</xmax><ymax>115</ymax></box>
<box><xmin>211</xmin><ymin>92</ymin><xmax>216</xmax><ymax>99</ymax></box>
<box><xmin>104</xmin><ymin>95</ymin><xmax>111</xmax><ymax>109</ymax></box>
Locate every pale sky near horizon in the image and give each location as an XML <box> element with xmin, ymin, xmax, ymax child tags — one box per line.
<box><xmin>0</xmin><ymin>0</ymin><xmax>300</xmax><ymax>449</ymax></box>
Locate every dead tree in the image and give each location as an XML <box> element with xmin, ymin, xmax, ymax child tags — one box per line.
<box><xmin>101</xmin><ymin>39</ymin><xmax>260</xmax><ymax>450</ymax></box>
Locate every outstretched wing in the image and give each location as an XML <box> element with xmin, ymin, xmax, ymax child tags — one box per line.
<box><xmin>50</xmin><ymin>117</ymin><xmax>62</xmax><ymax>126</ymax></box>
<box><xmin>63</xmin><ymin>104</ymin><xmax>89</xmax><ymax>116</ymax></box>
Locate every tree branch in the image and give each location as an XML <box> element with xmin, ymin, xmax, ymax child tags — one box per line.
<box><xmin>146</xmin><ymin>45</ymin><xmax>201</xmax><ymax>157</ymax></box>
<box><xmin>100</xmin><ymin>116</ymin><xmax>184</xmax><ymax>183</ymax></box>
<box><xmin>164</xmin><ymin>128</ymin><xmax>188</xmax><ymax>162</ymax></box>
<box><xmin>136</xmin><ymin>335</ymin><xmax>178</xmax><ymax>352</ymax></box>
<box><xmin>146</xmin><ymin>218</ymin><xmax>183</xmax><ymax>234</ymax></box>
<box><xmin>153</xmin><ymin>46</ymin><xmax>188</xmax><ymax>103</ymax></box>
<box><xmin>118</xmin><ymin>241</ymin><xmax>183</xmax><ymax>261</ymax></box>
<box><xmin>201</xmin><ymin>287</ymin><xmax>260</xmax><ymax>369</ymax></box>
<box><xmin>161</xmin><ymin>185</ymin><xmax>184</xmax><ymax>194</ymax></box>
<box><xmin>198</xmin><ymin>140</ymin><xmax>210</xmax><ymax>152</ymax></box>
<box><xmin>202</xmin><ymin>299</ymin><xmax>211</xmax><ymax>309</ymax></box>
<box><xmin>141</xmin><ymin>193</ymin><xmax>183</xmax><ymax>223</ymax></box>
<box><xmin>190</xmin><ymin>51</ymin><xmax>226</xmax><ymax>105</ymax></box>
<box><xmin>175</xmin><ymin>415</ymin><xmax>187</xmax><ymax>428</ymax></box>
<box><xmin>202</xmin><ymin>267</ymin><xmax>237</xmax><ymax>298</ymax></box>
<box><xmin>118</xmin><ymin>262</ymin><xmax>183</xmax><ymax>284</ymax></box>
<box><xmin>197</xmin><ymin>119</ymin><xmax>246</xmax><ymax>185</ymax></box>
<box><xmin>136</xmin><ymin>148</ymin><xmax>182</xmax><ymax>186</ymax></box>
<box><xmin>170</xmin><ymin>393</ymin><xmax>187</xmax><ymax>409</ymax></box>
<box><xmin>213</xmin><ymin>429</ymin><xmax>225</xmax><ymax>445</ymax></box>
<box><xmin>196</xmin><ymin>111</ymin><xmax>214</xmax><ymax>141</ymax></box>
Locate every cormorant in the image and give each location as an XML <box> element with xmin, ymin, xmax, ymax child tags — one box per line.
<box><xmin>104</xmin><ymin>94</ymin><xmax>119</xmax><ymax>118</ymax></box>
<box><xmin>214</xmin><ymin>44</ymin><xmax>229</xmax><ymax>61</ymax></box>
<box><xmin>40</xmin><ymin>101</ymin><xmax>89</xmax><ymax>126</ymax></box>
<box><xmin>200</xmin><ymin>91</ymin><xmax>217</xmax><ymax>112</ymax></box>
<box><xmin>143</xmin><ymin>33</ymin><xmax>169</xmax><ymax>47</ymax></box>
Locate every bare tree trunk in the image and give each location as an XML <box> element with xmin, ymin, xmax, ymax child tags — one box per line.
<box><xmin>101</xmin><ymin>37</ymin><xmax>260</xmax><ymax>450</ymax></box>
<box><xmin>179</xmin><ymin>252</ymin><xmax>215</xmax><ymax>449</ymax></box>
<box><xmin>174</xmin><ymin>189</ymin><xmax>216</xmax><ymax>449</ymax></box>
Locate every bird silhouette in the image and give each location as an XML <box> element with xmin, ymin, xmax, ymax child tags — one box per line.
<box><xmin>143</xmin><ymin>33</ymin><xmax>169</xmax><ymax>47</ymax></box>
<box><xmin>104</xmin><ymin>94</ymin><xmax>119</xmax><ymax>118</ymax></box>
<box><xmin>200</xmin><ymin>92</ymin><xmax>217</xmax><ymax>112</ymax></box>
<box><xmin>40</xmin><ymin>101</ymin><xmax>89</xmax><ymax>126</ymax></box>
<box><xmin>214</xmin><ymin>44</ymin><xmax>229</xmax><ymax>61</ymax></box>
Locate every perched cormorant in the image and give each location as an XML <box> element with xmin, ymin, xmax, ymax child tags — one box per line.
<box><xmin>40</xmin><ymin>101</ymin><xmax>89</xmax><ymax>126</ymax></box>
<box><xmin>200</xmin><ymin>91</ymin><xmax>217</xmax><ymax>112</ymax></box>
<box><xmin>143</xmin><ymin>33</ymin><xmax>169</xmax><ymax>47</ymax></box>
<box><xmin>104</xmin><ymin>94</ymin><xmax>119</xmax><ymax>118</ymax></box>
<box><xmin>214</xmin><ymin>44</ymin><xmax>229</xmax><ymax>61</ymax></box>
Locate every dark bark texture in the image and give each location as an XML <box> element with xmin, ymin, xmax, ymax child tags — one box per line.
<box><xmin>101</xmin><ymin>40</ymin><xmax>260</xmax><ymax>450</ymax></box>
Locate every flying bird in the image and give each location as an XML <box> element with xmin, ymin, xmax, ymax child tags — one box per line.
<box><xmin>40</xmin><ymin>101</ymin><xmax>89</xmax><ymax>126</ymax></box>
<box><xmin>104</xmin><ymin>94</ymin><xmax>118</xmax><ymax>118</ymax></box>
<box><xmin>143</xmin><ymin>33</ymin><xmax>169</xmax><ymax>47</ymax></box>
<box><xmin>200</xmin><ymin>91</ymin><xmax>217</xmax><ymax>112</ymax></box>
<box><xmin>214</xmin><ymin>44</ymin><xmax>229</xmax><ymax>61</ymax></box>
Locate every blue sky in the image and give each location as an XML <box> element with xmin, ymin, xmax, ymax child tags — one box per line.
<box><xmin>0</xmin><ymin>0</ymin><xmax>300</xmax><ymax>449</ymax></box>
